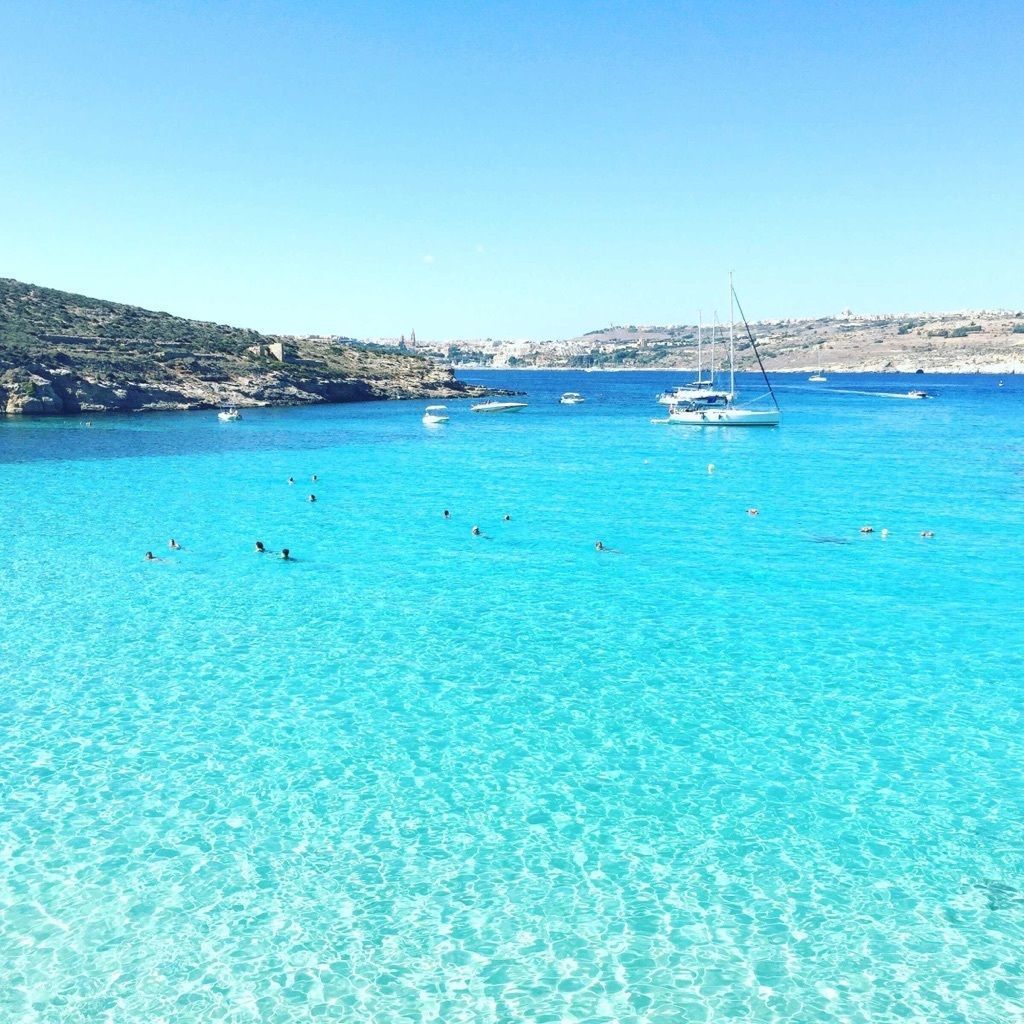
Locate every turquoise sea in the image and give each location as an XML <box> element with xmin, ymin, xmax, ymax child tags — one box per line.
<box><xmin>1</xmin><ymin>370</ymin><xmax>1023</xmax><ymax>1023</ymax></box>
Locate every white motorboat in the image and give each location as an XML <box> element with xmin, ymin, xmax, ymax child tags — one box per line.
<box><xmin>422</xmin><ymin>405</ymin><xmax>449</xmax><ymax>424</ymax></box>
<box><xmin>471</xmin><ymin>401</ymin><xmax>528</xmax><ymax>413</ymax></box>
<box><xmin>560</xmin><ymin>392</ymin><xmax>585</xmax><ymax>405</ymax></box>
<box><xmin>217</xmin><ymin>407</ymin><xmax>242</xmax><ymax>422</ymax></box>
<box><xmin>907</xmin><ymin>389</ymin><xmax>930</xmax><ymax>399</ymax></box>
<box><xmin>665</xmin><ymin>274</ymin><xmax>781</xmax><ymax>428</ymax></box>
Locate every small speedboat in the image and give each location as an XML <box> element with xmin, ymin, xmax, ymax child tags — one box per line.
<box><xmin>470</xmin><ymin>401</ymin><xmax>528</xmax><ymax>414</ymax></box>
<box><xmin>422</xmin><ymin>405</ymin><xmax>449</xmax><ymax>425</ymax></box>
<box><xmin>907</xmin><ymin>389</ymin><xmax>930</xmax><ymax>399</ymax></box>
<box><xmin>560</xmin><ymin>392</ymin><xmax>585</xmax><ymax>405</ymax></box>
<box><xmin>218</xmin><ymin>407</ymin><xmax>242</xmax><ymax>421</ymax></box>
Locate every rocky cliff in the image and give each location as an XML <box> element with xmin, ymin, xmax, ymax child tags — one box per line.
<box><xmin>0</xmin><ymin>278</ymin><xmax>486</xmax><ymax>415</ymax></box>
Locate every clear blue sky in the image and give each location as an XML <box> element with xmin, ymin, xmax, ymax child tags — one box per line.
<box><xmin>1</xmin><ymin>1</ymin><xmax>1021</xmax><ymax>339</ymax></box>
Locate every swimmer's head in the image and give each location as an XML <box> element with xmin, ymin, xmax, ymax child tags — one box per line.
<box><xmin>309</xmin><ymin>494</ymin><xmax>317</xmax><ymax>502</ymax></box>
<box><xmin>443</xmin><ymin>510</ymin><xmax>451</xmax><ymax>519</ymax></box>
<box><xmin>281</xmin><ymin>548</ymin><xmax>291</xmax><ymax>559</ymax></box>
<box><xmin>472</xmin><ymin>526</ymin><xmax>481</xmax><ymax>536</ymax></box>
<box><xmin>145</xmin><ymin>551</ymin><xmax>155</xmax><ymax>560</ymax></box>
<box><xmin>255</xmin><ymin>541</ymin><xmax>266</xmax><ymax>553</ymax></box>
<box><xmin>503</xmin><ymin>514</ymin><xmax>511</xmax><ymax>521</ymax></box>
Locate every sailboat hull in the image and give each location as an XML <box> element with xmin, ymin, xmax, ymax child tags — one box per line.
<box><xmin>668</xmin><ymin>407</ymin><xmax>781</xmax><ymax>427</ymax></box>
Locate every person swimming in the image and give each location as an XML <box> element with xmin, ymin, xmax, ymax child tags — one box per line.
<box><xmin>280</xmin><ymin>548</ymin><xmax>292</xmax><ymax>560</ymax></box>
<box><xmin>255</xmin><ymin>540</ymin><xmax>267</xmax><ymax>553</ymax></box>
<box><xmin>472</xmin><ymin>526</ymin><xmax>481</xmax><ymax>536</ymax></box>
<box><xmin>747</xmin><ymin>508</ymin><xmax>759</xmax><ymax>516</ymax></box>
<box><xmin>595</xmin><ymin>540</ymin><xmax>605</xmax><ymax>551</ymax></box>
<box><xmin>503</xmin><ymin>514</ymin><xmax>511</xmax><ymax>522</ymax></box>
<box><xmin>443</xmin><ymin>510</ymin><xmax>451</xmax><ymax>519</ymax></box>
<box><xmin>309</xmin><ymin>494</ymin><xmax>317</xmax><ymax>503</ymax></box>
<box><xmin>311</xmin><ymin>474</ymin><xmax>318</xmax><ymax>482</ymax></box>
<box><xmin>287</xmin><ymin>477</ymin><xmax>294</xmax><ymax>485</ymax></box>
<box><xmin>920</xmin><ymin>530</ymin><xmax>935</xmax><ymax>538</ymax></box>
<box><xmin>168</xmin><ymin>538</ymin><xmax>181</xmax><ymax>550</ymax></box>
<box><xmin>860</xmin><ymin>525</ymin><xmax>874</xmax><ymax>534</ymax></box>
<box><xmin>145</xmin><ymin>551</ymin><xmax>160</xmax><ymax>561</ymax></box>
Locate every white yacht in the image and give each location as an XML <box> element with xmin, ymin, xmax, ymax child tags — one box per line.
<box><xmin>471</xmin><ymin>401</ymin><xmax>528</xmax><ymax>414</ymax></box>
<box><xmin>217</xmin><ymin>407</ymin><xmax>242</xmax><ymax>422</ymax></box>
<box><xmin>657</xmin><ymin>315</ymin><xmax>732</xmax><ymax>405</ymax></box>
<box><xmin>422</xmin><ymin>405</ymin><xmax>449</xmax><ymax>424</ymax></box>
<box><xmin>667</xmin><ymin>275</ymin><xmax>781</xmax><ymax>428</ymax></box>
<box><xmin>560</xmin><ymin>392</ymin><xmax>585</xmax><ymax>405</ymax></box>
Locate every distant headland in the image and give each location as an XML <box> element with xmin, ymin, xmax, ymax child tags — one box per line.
<box><xmin>0</xmin><ymin>278</ymin><xmax>488</xmax><ymax>416</ymax></box>
<box><xmin>395</xmin><ymin>311</ymin><xmax>1024</xmax><ymax>374</ymax></box>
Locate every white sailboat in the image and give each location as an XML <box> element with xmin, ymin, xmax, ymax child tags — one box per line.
<box><xmin>667</xmin><ymin>275</ymin><xmax>781</xmax><ymax>427</ymax></box>
<box><xmin>809</xmin><ymin>344</ymin><xmax>827</xmax><ymax>382</ymax></box>
<box><xmin>656</xmin><ymin>312</ymin><xmax>733</xmax><ymax>406</ymax></box>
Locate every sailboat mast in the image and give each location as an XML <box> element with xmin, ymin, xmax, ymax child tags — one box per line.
<box><xmin>728</xmin><ymin>272</ymin><xmax>735</xmax><ymax>396</ymax></box>
<box><xmin>697</xmin><ymin>310</ymin><xmax>703</xmax><ymax>379</ymax></box>
<box><xmin>711</xmin><ymin>314</ymin><xmax>717</xmax><ymax>385</ymax></box>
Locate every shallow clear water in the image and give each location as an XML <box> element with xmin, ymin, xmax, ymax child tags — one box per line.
<box><xmin>1</xmin><ymin>370</ymin><xmax>1022</xmax><ymax>1022</ymax></box>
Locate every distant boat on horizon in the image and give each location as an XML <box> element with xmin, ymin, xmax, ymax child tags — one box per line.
<box><xmin>809</xmin><ymin>344</ymin><xmax>827</xmax><ymax>382</ymax></box>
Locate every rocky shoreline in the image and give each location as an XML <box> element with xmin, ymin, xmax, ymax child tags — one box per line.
<box><xmin>0</xmin><ymin>361</ymin><xmax>489</xmax><ymax>416</ymax></box>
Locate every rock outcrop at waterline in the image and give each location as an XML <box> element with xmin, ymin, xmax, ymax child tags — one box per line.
<box><xmin>0</xmin><ymin>278</ymin><xmax>488</xmax><ymax>415</ymax></box>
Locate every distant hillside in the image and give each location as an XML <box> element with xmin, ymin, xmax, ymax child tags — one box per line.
<box><xmin>0</xmin><ymin>278</ymin><xmax>484</xmax><ymax>414</ymax></box>
<box><xmin>413</xmin><ymin>310</ymin><xmax>1024</xmax><ymax>374</ymax></box>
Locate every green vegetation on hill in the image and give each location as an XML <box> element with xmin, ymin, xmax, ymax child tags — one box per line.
<box><xmin>0</xmin><ymin>277</ymin><xmax>480</xmax><ymax>414</ymax></box>
<box><xmin>0</xmin><ymin>278</ymin><xmax>268</xmax><ymax>355</ymax></box>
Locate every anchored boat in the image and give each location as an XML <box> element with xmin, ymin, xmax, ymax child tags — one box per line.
<box><xmin>422</xmin><ymin>405</ymin><xmax>449</xmax><ymax>424</ymax></box>
<box><xmin>471</xmin><ymin>401</ymin><xmax>528</xmax><ymax>414</ymax></box>
<box><xmin>666</xmin><ymin>275</ymin><xmax>781</xmax><ymax>427</ymax></box>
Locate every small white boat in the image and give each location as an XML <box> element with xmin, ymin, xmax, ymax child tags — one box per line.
<box><xmin>218</xmin><ymin>407</ymin><xmax>242</xmax><ymax>422</ymax></box>
<box><xmin>422</xmin><ymin>405</ymin><xmax>449</xmax><ymax>424</ymax></box>
<box><xmin>560</xmin><ymin>392</ymin><xmax>585</xmax><ymax>405</ymax></box>
<box><xmin>907</xmin><ymin>389</ymin><xmax>930</xmax><ymax>399</ymax></box>
<box><xmin>471</xmin><ymin>401</ymin><xmax>528</xmax><ymax>414</ymax></box>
